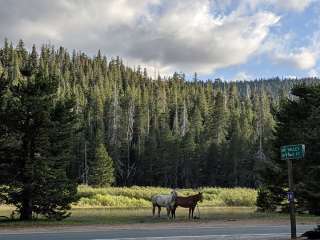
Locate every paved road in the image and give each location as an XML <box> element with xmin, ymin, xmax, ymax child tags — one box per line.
<box><xmin>0</xmin><ymin>224</ymin><xmax>315</xmax><ymax>240</ymax></box>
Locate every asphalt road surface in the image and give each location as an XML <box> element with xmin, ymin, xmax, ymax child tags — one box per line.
<box><xmin>0</xmin><ymin>224</ymin><xmax>315</xmax><ymax>240</ymax></box>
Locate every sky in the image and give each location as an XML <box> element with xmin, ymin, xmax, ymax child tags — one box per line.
<box><xmin>0</xmin><ymin>0</ymin><xmax>320</xmax><ymax>81</ymax></box>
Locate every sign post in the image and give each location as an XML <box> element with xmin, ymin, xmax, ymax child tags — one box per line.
<box><xmin>281</xmin><ymin>144</ymin><xmax>305</xmax><ymax>239</ymax></box>
<box><xmin>287</xmin><ymin>159</ymin><xmax>296</xmax><ymax>239</ymax></box>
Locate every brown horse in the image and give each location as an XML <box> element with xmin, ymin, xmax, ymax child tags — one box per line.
<box><xmin>171</xmin><ymin>192</ymin><xmax>203</xmax><ymax>219</ymax></box>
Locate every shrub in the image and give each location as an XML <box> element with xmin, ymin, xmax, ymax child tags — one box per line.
<box><xmin>219</xmin><ymin>188</ymin><xmax>257</xmax><ymax>207</ymax></box>
<box><xmin>256</xmin><ymin>187</ymin><xmax>277</xmax><ymax>212</ymax></box>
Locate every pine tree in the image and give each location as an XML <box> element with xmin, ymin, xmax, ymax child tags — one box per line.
<box><xmin>210</xmin><ymin>91</ymin><xmax>226</xmax><ymax>144</ymax></box>
<box><xmin>0</xmin><ymin>61</ymin><xmax>77</xmax><ymax>220</ymax></box>
<box><xmin>90</xmin><ymin>143</ymin><xmax>115</xmax><ymax>187</ymax></box>
<box><xmin>258</xmin><ymin>84</ymin><xmax>320</xmax><ymax>214</ymax></box>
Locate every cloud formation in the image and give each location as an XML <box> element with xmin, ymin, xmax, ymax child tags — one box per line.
<box><xmin>232</xmin><ymin>71</ymin><xmax>253</xmax><ymax>81</ymax></box>
<box><xmin>273</xmin><ymin>49</ymin><xmax>316</xmax><ymax>70</ymax></box>
<box><xmin>275</xmin><ymin>0</ymin><xmax>313</xmax><ymax>12</ymax></box>
<box><xmin>261</xmin><ymin>29</ymin><xmax>320</xmax><ymax>71</ymax></box>
<box><xmin>246</xmin><ymin>0</ymin><xmax>314</xmax><ymax>12</ymax></box>
<box><xmin>0</xmin><ymin>0</ymin><xmax>315</xmax><ymax>76</ymax></box>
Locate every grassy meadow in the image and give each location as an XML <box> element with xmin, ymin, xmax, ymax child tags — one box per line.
<box><xmin>1</xmin><ymin>186</ymin><xmax>318</xmax><ymax>226</ymax></box>
<box><xmin>75</xmin><ymin>185</ymin><xmax>257</xmax><ymax>208</ymax></box>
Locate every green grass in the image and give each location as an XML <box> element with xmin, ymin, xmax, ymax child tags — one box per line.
<box><xmin>1</xmin><ymin>186</ymin><xmax>318</xmax><ymax>227</ymax></box>
<box><xmin>76</xmin><ymin>185</ymin><xmax>257</xmax><ymax>208</ymax></box>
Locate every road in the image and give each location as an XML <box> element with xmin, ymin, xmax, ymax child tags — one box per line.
<box><xmin>0</xmin><ymin>223</ymin><xmax>315</xmax><ymax>240</ymax></box>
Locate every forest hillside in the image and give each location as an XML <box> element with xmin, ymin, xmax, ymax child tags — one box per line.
<box><xmin>1</xmin><ymin>40</ymin><xmax>319</xmax><ymax>189</ymax></box>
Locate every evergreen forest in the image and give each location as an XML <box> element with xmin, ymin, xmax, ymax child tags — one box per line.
<box><xmin>1</xmin><ymin>40</ymin><xmax>320</xmax><ymax>188</ymax></box>
<box><xmin>1</xmin><ymin>39</ymin><xmax>320</xmax><ymax>218</ymax></box>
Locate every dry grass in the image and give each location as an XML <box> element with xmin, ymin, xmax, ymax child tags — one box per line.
<box><xmin>1</xmin><ymin>206</ymin><xmax>319</xmax><ymax>227</ymax></box>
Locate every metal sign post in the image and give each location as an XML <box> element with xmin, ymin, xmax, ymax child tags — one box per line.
<box><xmin>281</xmin><ymin>144</ymin><xmax>305</xmax><ymax>240</ymax></box>
<box><xmin>287</xmin><ymin>159</ymin><xmax>296</xmax><ymax>239</ymax></box>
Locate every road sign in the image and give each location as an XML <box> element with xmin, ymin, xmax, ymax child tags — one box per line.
<box><xmin>287</xmin><ymin>191</ymin><xmax>294</xmax><ymax>201</ymax></box>
<box><xmin>281</xmin><ymin>144</ymin><xmax>305</xmax><ymax>160</ymax></box>
<box><xmin>281</xmin><ymin>144</ymin><xmax>305</xmax><ymax>239</ymax></box>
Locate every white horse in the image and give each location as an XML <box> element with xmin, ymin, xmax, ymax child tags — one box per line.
<box><xmin>151</xmin><ymin>190</ymin><xmax>177</xmax><ymax>218</ymax></box>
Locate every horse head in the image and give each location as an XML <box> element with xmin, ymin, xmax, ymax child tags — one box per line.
<box><xmin>171</xmin><ymin>189</ymin><xmax>178</xmax><ymax>201</ymax></box>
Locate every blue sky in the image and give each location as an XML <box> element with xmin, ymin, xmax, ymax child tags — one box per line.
<box><xmin>205</xmin><ymin>0</ymin><xmax>320</xmax><ymax>80</ymax></box>
<box><xmin>0</xmin><ymin>0</ymin><xmax>319</xmax><ymax>81</ymax></box>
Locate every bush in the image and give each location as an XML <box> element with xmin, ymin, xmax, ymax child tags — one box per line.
<box><xmin>77</xmin><ymin>194</ymin><xmax>150</xmax><ymax>208</ymax></box>
<box><xmin>219</xmin><ymin>188</ymin><xmax>257</xmax><ymax>207</ymax></box>
<box><xmin>256</xmin><ymin>187</ymin><xmax>277</xmax><ymax>212</ymax></box>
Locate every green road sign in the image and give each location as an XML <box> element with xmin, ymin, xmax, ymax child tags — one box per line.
<box><xmin>281</xmin><ymin>144</ymin><xmax>305</xmax><ymax>238</ymax></box>
<box><xmin>281</xmin><ymin>144</ymin><xmax>305</xmax><ymax>160</ymax></box>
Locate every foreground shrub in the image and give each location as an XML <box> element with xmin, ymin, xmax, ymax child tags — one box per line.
<box><xmin>256</xmin><ymin>187</ymin><xmax>278</xmax><ymax>212</ymax></box>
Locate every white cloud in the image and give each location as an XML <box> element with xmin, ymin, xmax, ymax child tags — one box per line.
<box><xmin>284</xmin><ymin>75</ymin><xmax>298</xmax><ymax>79</ymax></box>
<box><xmin>232</xmin><ymin>71</ymin><xmax>252</xmax><ymax>81</ymax></box>
<box><xmin>127</xmin><ymin>1</ymin><xmax>280</xmax><ymax>74</ymax></box>
<box><xmin>17</xmin><ymin>20</ymin><xmax>62</xmax><ymax>41</ymax></box>
<box><xmin>270</xmin><ymin>0</ymin><xmax>313</xmax><ymax>12</ymax></box>
<box><xmin>262</xmin><ymin>28</ymin><xmax>320</xmax><ymax>70</ymax></box>
<box><xmin>241</xmin><ymin>0</ymin><xmax>314</xmax><ymax>12</ymax></box>
<box><xmin>273</xmin><ymin>48</ymin><xmax>317</xmax><ymax>70</ymax></box>
<box><xmin>0</xmin><ymin>0</ymin><xmax>280</xmax><ymax>75</ymax></box>
<box><xmin>308</xmin><ymin>68</ymin><xmax>319</xmax><ymax>77</ymax></box>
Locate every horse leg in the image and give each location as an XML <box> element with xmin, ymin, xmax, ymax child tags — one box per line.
<box><xmin>152</xmin><ymin>204</ymin><xmax>155</xmax><ymax>217</ymax></box>
<box><xmin>158</xmin><ymin>206</ymin><xmax>161</xmax><ymax>217</ymax></box>
<box><xmin>188</xmin><ymin>208</ymin><xmax>191</xmax><ymax>219</ymax></box>
<box><xmin>191</xmin><ymin>207</ymin><xmax>195</xmax><ymax>219</ymax></box>
<box><xmin>166</xmin><ymin>207</ymin><xmax>170</xmax><ymax>219</ymax></box>
<box><xmin>172</xmin><ymin>206</ymin><xmax>176</xmax><ymax>219</ymax></box>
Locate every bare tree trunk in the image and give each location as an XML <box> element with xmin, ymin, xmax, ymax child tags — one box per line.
<box><xmin>111</xmin><ymin>82</ymin><xmax>118</xmax><ymax>145</ymax></box>
<box><xmin>147</xmin><ymin>107</ymin><xmax>150</xmax><ymax>135</ymax></box>
<box><xmin>20</xmin><ymin>184</ymin><xmax>33</xmax><ymax>220</ymax></box>
<box><xmin>173</xmin><ymin>92</ymin><xmax>179</xmax><ymax>134</ymax></box>
<box><xmin>126</xmin><ymin>100</ymin><xmax>136</xmax><ymax>185</ymax></box>
<box><xmin>181</xmin><ymin>99</ymin><xmax>188</xmax><ymax>136</ymax></box>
